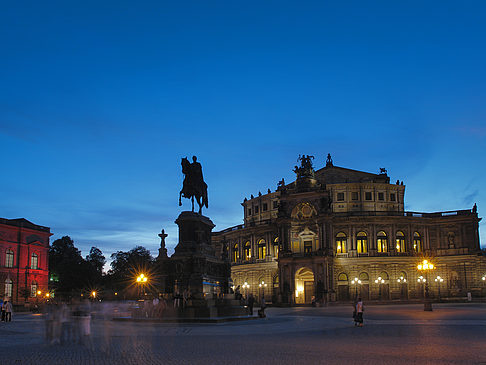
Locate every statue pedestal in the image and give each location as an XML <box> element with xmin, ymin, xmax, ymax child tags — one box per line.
<box><xmin>157</xmin><ymin>212</ymin><xmax>247</xmax><ymax>317</ymax></box>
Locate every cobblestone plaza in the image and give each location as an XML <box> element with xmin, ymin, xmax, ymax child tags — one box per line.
<box><xmin>1</xmin><ymin>303</ymin><xmax>485</xmax><ymax>364</ymax></box>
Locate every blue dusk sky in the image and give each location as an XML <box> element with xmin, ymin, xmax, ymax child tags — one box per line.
<box><xmin>1</xmin><ymin>1</ymin><xmax>485</xmax><ymax>267</ymax></box>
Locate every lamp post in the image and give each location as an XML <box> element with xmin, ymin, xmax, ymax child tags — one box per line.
<box><xmin>242</xmin><ymin>282</ymin><xmax>250</xmax><ymax>299</ymax></box>
<box><xmin>374</xmin><ymin>277</ymin><xmax>384</xmax><ymax>300</ymax></box>
<box><xmin>351</xmin><ymin>277</ymin><xmax>362</xmax><ymax>299</ymax></box>
<box><xmin>417</xmin><ymin>259</ymin><xmax>435</xmax><ymax>311</ymax></box>
<box><xmin>136</xmin><ymin>273</ymin><xmax>148</xmax><ymax>299</ymax></box>
<box><xmin>259</xmin><ymin>281</ymin><xmax>267</xmax><ymax>301</ymax></box>
<box><xmin>397</xmin><ymin>276</ymin><xmax>407</xmax><ymax>299</ymax></box>
<box><xmin>434</xmin><ymin>276</ymin><xmax>444</xmax><ymax>301</ymax></box>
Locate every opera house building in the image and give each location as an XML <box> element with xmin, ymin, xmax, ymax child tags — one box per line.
<box><xmin>212</xmin><ymin>155</ymin><xmax>485</xmax><ymax>305</ymax></box>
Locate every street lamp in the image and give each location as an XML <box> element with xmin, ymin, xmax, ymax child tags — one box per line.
<box><xmin>397</xmin><ymin>276</ymin><xmax>407</xmax><ymax>299</ymax></box>
<box><xmin>351</xmin><ymin>277</ymin><xmax>362</xmax><ymax>299</ymax></box>
<box><xmin>259</xmin><ymin>281</ymin><xmax>267</xmax><ymax>300</ymax></box>
<box><xmin>374</xmin><ymin>276</ymin><xmax>385</xmax><ymax>300</ymax></box>
<box><xmin>91</xmin><ymin>291</ymin><xmax>97</xmax><ymax>299</ymax></box>
<box><xmin>242</xmin><ymin>282</ymin><xmax>250</xmax><ymax>298</ymax></box>
<box><xmin>434</xmin><ymin>276</ymin><xmax>444</xmax><ymax>301</ymax></box>
<box><xmin>136</xmin><ymin>273</ymin><xmax>148</xmax><ymax>298</ymax></box>
<box><xmin>417</xmin><ymin>259</ymin><xmax>435</xmax><ymax>311</ymax></box>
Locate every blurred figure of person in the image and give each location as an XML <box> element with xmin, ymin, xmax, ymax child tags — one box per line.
<box><xmin>355</xmin><ymin>297</ymin><xmax>364</xmax><ymax>327</ymax></box>
<box><xmin>1</xmin><ymin>299</ymin><xmax>6</xmax><ymax>322</ymax></box>
<box><xmin>258</xmin><ymin>296</ymin><xmax>266</xmax><ymax>318</ymax></box>
<box><xmin>247</xmin><ymin>294</ymin><xmax>255</xmax><ymax>316</ymax></box>
<box><xmin>4</xmin><ymin>300</ymin><xmax>12</xmax><ymax>322</ymax></box>
<box><xmin>60</xmin><ymin>303</ymin><xmax>72</xmax><ymax>345</ymax></box>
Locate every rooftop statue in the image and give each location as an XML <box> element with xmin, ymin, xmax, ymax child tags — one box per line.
<box><xmin>326</xmin><ymin>153</ymin><xmax>333</xmax><ymax>167</ymax></box>
<box><xmin>179</xmin><ymin>156</ymin><xmax>208</xmax><ymax>214</ymax></box>
<box><xmin>293</xmin><ymin>154</ymin><xmax>315</xmax><ymax>179</ymax></box>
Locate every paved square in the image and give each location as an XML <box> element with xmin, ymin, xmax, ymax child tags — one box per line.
<box><xmin>1</xmin><ymin>303</ymin><xmax>485</xmax><ymax>364</ymax></box>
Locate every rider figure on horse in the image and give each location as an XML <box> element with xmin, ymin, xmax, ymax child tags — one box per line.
<box><xmin>179</xmin><ymin>156</ymin><xmax>208</xmax><ymax>214</ymax></box>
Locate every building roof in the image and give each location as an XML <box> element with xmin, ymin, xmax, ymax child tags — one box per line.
<box><xmin>0</xmin><ymin>218</ymin><xmax>51</xmax><ymax>233</ymax></box>
<box><xmin>314</xmin><ymin>165</ymin><xmax>390</xmax><ymax>185</ymax></box>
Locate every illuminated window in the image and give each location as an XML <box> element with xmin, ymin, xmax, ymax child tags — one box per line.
<box><xmin>357</xmin><ymin>232</ymin><xmax>368</xmax><ymax>254</ymax></box>
<box><xmin>5</xmin><ymin>250</ymin><xmax>14</xmax><ymax>268</ymax></box>
<box><xmin>336</xmin><ymin>232</ymin><xmax>347</xmax><ymax>254</ymax></box>
<box><xmin>304</xmin><ymin>240</ymin><xmax>312</xmax><ymax>254</ymax></box>
<box><xmin>338</xmin><ymin>273</ymin><xmax>348</xmax><ymax>282</ymax></box>
<box><xmin>30</xmin><ymin>281</ymin><xmax>38</xmax><ymax>297</ymax></box>
<box><xmin>351</xmin><ymin>192</ymin><xmax>359</xmax><ymax>200</ymax></box>
<box><xmin>365</xmin><ymin>192</ymin><xmax>372</xmax><ymax>200</ymax></box>
<box><xmin>273</xmin><ymin>237</ymin><xmax>279</xmax><ymax>258</ymax></box>
<box><xmin>258</xmin><ymin>239</ymin><xmax>266</xmax><ymax>259</ymax></box>
<box><xmin>413</xmin><ymin>232</ymin><xmax>422</xmax><ymax>253</ymax></box>
<box><xmin>233</xmin><ymin>244</ymin><xmax>239</xmax><ymax>262</ymax></box>
<box><xmin>337</xmin><ymin>192</ymin><xmax>344</xmax><ymax>201</ymax></box>
<box><xmin>31</xmin><ymin>253</ymin><xmax>38</xmax><ymax>270</ymax></box>
<box><xmin>359</xmin><ymin>272</ymin><xmax>369</xmax><ymax>281</ymax></box>
<box><xmin>244</xmin><ymin>241</ymin><xmax>251</xmax><ymax>260</ymax></box>
<box><xmin>395</xmin><ymin>231</ymin><xmax>405</xmax><ymax>253</ymax></box>
<box><xmin>377</xmin><ymin>231</ymin><xmax>388</xmax><ymax>253</ymax></box>
<box><xmin>4</xmin><ymin>279</ymin><xmax>12</xmax><ymax>298</ymax></box>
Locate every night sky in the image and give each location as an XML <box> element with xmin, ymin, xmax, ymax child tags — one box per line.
<box><xmin>1</xmin><ymin>1</ymin><xmax>485</xmax><ymax>266</ymax></box>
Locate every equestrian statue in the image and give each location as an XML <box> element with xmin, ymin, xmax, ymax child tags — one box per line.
<box><xmin>179</xmin><ymin>156</ymin><xmax>208</xmax><ymax>214</ymax></box>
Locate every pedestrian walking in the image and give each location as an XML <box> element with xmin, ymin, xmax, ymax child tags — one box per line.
<box><xmin>247</xmin><ymin>294</ymin><xmax>255</xmax><ymax>316</ymax></box>
<box><xmin>258</xmin><ymin>296</ymin><xmax>266</xmax><ymax>318</ymax></box>
<box><xmin>355</xmin><ymin>298</ymin><xmax>364</xmax><ymax>327</ymax></box>
<box><xmin>4</xmin><ymin>300</ymin><xmax>12</xmax><ymax>322</ymax></box>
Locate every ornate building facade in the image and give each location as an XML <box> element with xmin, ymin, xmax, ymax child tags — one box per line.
<box><xmin>212</xmin><ymin>155</ymin><xmax>485</xmax><ymax>304</ymax></box>
<box><xmin>0</xmin><ymin>218</ymin><xmax>51</xmax><ymax>305</ymax></box>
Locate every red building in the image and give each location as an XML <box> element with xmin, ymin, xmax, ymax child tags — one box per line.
<box><xmin>0</xmin><ymin>218</ymin><xmax>51</xmax><ymax>305</ymax></box>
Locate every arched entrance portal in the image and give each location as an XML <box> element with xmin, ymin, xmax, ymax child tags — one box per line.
<box><xmin>295</xmin><ymin>267</ymin><xmax>314</xmax><ymax>304</ymax></box>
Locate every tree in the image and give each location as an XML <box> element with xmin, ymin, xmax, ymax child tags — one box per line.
<box><xmin>49</xmin><ymin>236</ymin><xmax>94</xmax><ymax>299</ymax></box>
<box><xmin>86</xmin><ymin>246</ymin><xmax>106</xmax><ymax>275</ymax></box>
<box><xmin>106</xmin><ymin>246</ymin><xmax>154</xmax><ymax>296</ymax></box>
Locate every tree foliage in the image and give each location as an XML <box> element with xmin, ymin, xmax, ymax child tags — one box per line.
<box><xmin>49</xmin><ymin>236</ymin><xmax>105</xmax><ymax>298</ymax></box>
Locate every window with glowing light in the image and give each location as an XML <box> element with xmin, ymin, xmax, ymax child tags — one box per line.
<box><xmin>258</xmin><ymin>239</ymin><xmax>266</xmax><ymax>259</ymax></box>
<box><xmin>31</xmin><ymin>281</ymin><xmax>38</xmax><ymax>297</ymax></box>
<box><xmin>31</xmin><ymin>253</ymin><xmax>38</xmax><ymax>269</ymax></box>
<box><xmin>5</xmin><ymin>249</ymin><xmax>14</xmax><ymax>268</ymax></box>
<box><xmin>377</xmin><ymin>231</ymin><xmax>388</xmax><ymax>253</ymax></box>
<box><xmin>304</xmin><ymin>240</ymin><xmax>312</xmax><ymax>254</ymax></box>
<box><xmin>338</xmin><ymin>273</ymin><xmax>348</xmax><ymax>282</ymax></box>
<box><xmin>244</xmin><ymin>241</ymin><xmax>251</xmax><ymax>260</ymax></box>
<box><xmin>395</xmin><ymin>231</ymin><xmax>405</xmax><ymax>253</ymax></box>
<box><xmin>356</xmin><ymin>232</ymin><xmax>368</xmax><ymax>254</ymax></box>
<box><xmin>335</xmin><ymin>232</ymin><xmax>347</xmax><ymax>254</ymax></box>
<box><xmin>273</xmin><ymin>237</ymin><xmax>279</xmax><ymax>258</ymax></box>
<box><xmin>233</xmin><ymin>244</ymin><xmax>239</xmax><ymax>262</ymax></box>
<box><xmin>413</xmin><ymin>232</ymin><xmax>422</xmax><ymax>253</ymax></box>
<box><xmin>4</xmin><ymin>279</ymin><xmax>12</xmax><ymax>298</ymax></box>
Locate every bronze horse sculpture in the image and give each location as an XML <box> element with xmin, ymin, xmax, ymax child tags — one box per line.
<box><xmin>179</xmin><ymin>156</ymin><xmax>208</xmax><ymax>214</ymax></box>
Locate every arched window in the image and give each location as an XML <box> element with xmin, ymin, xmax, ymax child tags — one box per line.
<box><xmin>338</xmin><ymin>273</ymin><xmax>348</xmax><ymax>282</ymax></box>
<box><xmin>359</xmin><ymin>272</ymin><xmax>369</xmax><ymax>281</ymax></box>
<box><xmin>395</xmin><ymin>231</ymin><xmax>405</xmax><ymax>253</ymax></box>
<box><xmin>5</xmin><ymin>249</ymin><xmax>14</xmax><ymax>268</ymax></box>
<box><xmin>31</xmin><ymin>281</ymin><xmax>38</xmax><ymax>297</ymax></box>
<box><xmin>233</xmin><ymin>244</ymin><xmax>239</xmax><ymax>262</ymax></box>
<box><xmin>336</xmin><ymin>232</ymin><xmax>347</xmax><ymax>254</ymax></box>
<box><xmin>356</xmin><ymin>232</ymin><xmax>368</xmax><ymax>254</ymax></box>
<box><xmin>377</xmin><ymin>231</ymin><xmax>388</xmax><ymax>253</ymax></box>
<box><xmin>4</xmin><ymin>279</ymin><xmax>12</xmax><ymax>298</ymax></box>
<box><xmin>379</xmin><ymin>271</ymin><xmax>389</xmax><ymax>280</ymax></box>
<box><xmin>31</xmin><ymin>253</ymin><xmax>38</xmax><ymax>270</ymax></box>
<box><xmin>397</xmin><ymin>271</ymin><xmax>407</xmax><ymax>282</ymax></box>
<box><xmin>258</xmin><ymin>239</ymin><xmax>266</xmax><ymax>259</ymax></box>
<box><xmin>244</xmin><ymin>241</ymin><xmax>251</xmax><ymax>260</ymax></box>
<box><xmin>413</xmin><ymin>232</ymin><xmax>422</xmax><ymax>253</ymax></box>
<box><xmin>273</xmin><ymin>237</ymin><xmax>279</xmax><ymax>258</ymax></box>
